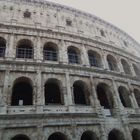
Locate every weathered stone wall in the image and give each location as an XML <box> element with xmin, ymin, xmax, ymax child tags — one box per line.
<box><xmin>0</xmin><ymin>0</ymin><xmax>140</xmax><ymax>140</ymax></box>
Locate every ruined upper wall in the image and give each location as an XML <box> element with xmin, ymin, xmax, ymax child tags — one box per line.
<box><xmin>0</xmin><ymin>0</ymin><xmax>140</xmax><ymax>58</ymax></box>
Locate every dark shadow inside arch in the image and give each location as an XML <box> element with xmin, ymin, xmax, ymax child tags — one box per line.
<box><xmin>16</xmin><ymin>39</ymin><xmax>33</xmax><ymax>59</ymax></box>
<box><xmin>73</xmin><ymin>80</ymin><xmax>90</xmax><ymax>105</ymax></box>
<box><xmin>134</xmin><ymin>89</ymin><xmax>140</xmax><ymax>107</ymax></box>
<box><xmin>0</xmin><ymin>37</ymin><xmax>6</xmax><ymax>57</ymax></box>
<box><xmin>43</xmin><ymin>42</ymin><xmax>58</xmax><ymax>61</ymax></box>
<box><xmin>107</xmin><ymin>55</ymin><xmax>118</xmax><ymax>71</ymax></box>
<box><xmin>48</xmin><ymin>132</ymin><xmax>67</xmax><ymax>140</ymax></box>
<box><xmin>45</xmin><ymin>79</ymin><xmax>63</xmax><ymax>105</ymax></box>
<box><xmin>11</xmin><ymin>77</ymin><xmax>33</xmax><ymax>106</ymax></box>
<box><xmin>96</xmin><ymin>83</ymin><xmax>113</xmax><ymax>109</ymax></box>
<box><xmin>67</xmin><ymin>46</ymin><xmax>80</xmax><ymax>64</ymax></box>
<box><xmin>11</xmin><ymin>134</ymin><xmax>30</xmax><ymax>140</ymax></box>
<box><xmin>108</xmin><ymin>129</ymin><xmax>125</xmax><ymax>140</ymax></box>
<box><xmin>88</xmin><ymin>50</ymin><xmax>102</xmax><ymax>68</ymax></box>
<box><xmin>132</xmin><ymin>129</ymin><xmax>140</xmax><ymax>140</ymax></box>
<box><xmin>118</xmin><ymin>86</ymin><xmax>132</xmax><ymax>108</ymax></box>
<box><xmin>81</xmin><ymin>131</ymin><xmax>98</xmax><ymax>140</ymax></box>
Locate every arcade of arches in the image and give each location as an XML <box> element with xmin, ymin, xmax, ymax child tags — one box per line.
<box><xmin>10</xmin><ymin>128</ymin><xmax>140</xmax><ymax>140</ymax></box>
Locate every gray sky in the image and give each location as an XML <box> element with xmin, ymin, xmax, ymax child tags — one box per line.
<box><xmin>46</xmin><ymin>0</ymin><xmax>140</xmax><ymax>44</ymax></box>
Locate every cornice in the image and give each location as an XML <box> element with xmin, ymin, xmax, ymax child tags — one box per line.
<box><xmin>3</xmin><ymin>0</ymin><xmax>140</xmax><ymax>47</ymax></box>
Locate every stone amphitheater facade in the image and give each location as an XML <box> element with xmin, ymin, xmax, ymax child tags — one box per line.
<box><xmin>0</xmin><ymin>0</ymin><xmax>140</xmax><ymax>140</ymax></box>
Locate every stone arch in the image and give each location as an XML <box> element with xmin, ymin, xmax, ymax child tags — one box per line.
<box><xmin>121</xmin><ymin>59</ymin><xmax>131</xmax><ymax>74</ymax></box>
<box><xmin>44</xmin><ymin>78</ymin><xmax>63</xmax><ymax>105</ymax></box>
<box><xmin>11</xmin><ymin>134</ymin><xmax>30</xmax><ymax>140</ymax></box>
<box><xmin>81</xmin><ymin>131</ymin><xmax>99</xmax><ymax>140</ymax></box>
<box><xmin>118</xmin><ymin>86</ymin><xmax>132</xmax><ymax>108</ymax></box>
<box><xmin>11</xmin><ymin>77</ymin><xmax>33</xmax><ymax>106</ymax></box>
<box><xmin>0</xmin><ymin>37</ymin><xmax>6</xmax><ymax>57</ymax></box>
<box><xmin>132</xmin><ymin>129</ymin><xmax>140</xmax><ymax>140</ymax></box>
<box><xmin>73</xmin><ymin>80</ymin><xmax>90</xmax><ymax>105</ymax></box>
<box><xmin>133</xmin><ymin>64</ymin><xmax>140</xmax><ymax>76</ymax></box>
<box><xmin>108</xmin><ymin>129</ymin><xmax>125</xmax><ymax>140</ymax></box>
<box><xmin>134</xmin><ymin>89</ymin><xmax>140</xmax><ymax>107</ymax></box>
<box><xmin>107</xmin><ymin>54</ymin><xmax>118</xmax><ymax>71</ymax></box>
<box><xmin>48</xmin><ymin>132</ymin><xmax>67</xmax><ymax>140</ymax></box>
<box><xmin>96</xmin><ymin>83</ymin><xmax>114</xmax><ymax>109</ymax></box>
<box><xmin>16</xmin><ymin>39</ymin><xmax>33</xmax><ymax>59</ymax></box>
<box><xmin>43</xmin><ymin>42</ymin><xmax>58</xmax><ymax>61</ymax></box>
<box><xmin>67</xmin><ymin>46</ymin><xmax>80</xmax><ymax>64</ymax></box>
<box><xmin>88</xmin><ymin>50</ymin><xmax>102</xmax><ymax>67</ymax></box>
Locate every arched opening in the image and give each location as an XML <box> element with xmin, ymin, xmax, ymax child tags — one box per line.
<box><xmin>134</xmin><ymin>89</ymin><xmax>140</xmax><ymax>107</ymax></box>
<box><xmin>0</xmin><ymin>37</ymin><xmax>6</xmax><ymax>57</ymax></box>
<box><xmin>88</xmin><ymin>50</ymin><xmax>102</xmax><ymax>67</ymax></box>
<box><xmin>96</xmin><ymin>83</ymin><xmax>114</xmax><ymax>109</ymax></box>
<box><xmin>48</xmin><ymin>132</ymin><xmax>67</xmax><ymax>140</ymax></box>
<box><xmin>107</xmin><ymin>55</ymin><xmax>118</xmax><ymax>71</ymax></box>
<box><xmin>121</xmin><ymin>59</ymin><xmax>131</xmax><ymax>74</ymax></box>
<box><xmin>67</xmin><ymin>46</ymin><xmax>80</xmax><ymax>64</ymax></box>
<box><xmin>11</xmin><ymin>134</ymin><xmax>30</xmax><ymax>140</ymax></box>
<box><xmin>81</xmin><ymin>131</ymin><xmax>98</xmax><ymax>140</ymax></box>
<box><xmin>43</xmin><ymin>42</ymin><xmax>58</xmax><ymax>61</ymax></box>
<box><xmin>133</xmin><ymin>64</ymin><xmax>140</xmax><ymax>76</ymax></box>
<box><xmin>45</xmin><ymin>79</ymin><xmax>63</xmax><ymax>105</ymax></box>
<box><xmin>16</xmin><ymin>39</ymin><xmax>33</xmax><ymax>59</ymax></box>
<box><xmin>132</xmin><ymin>129</ymin><xmax>140</xmax><ymax>140</ymax></box>
<box><xmin>108</xmin><ymin>129</ymin><xmax>125</xmax><ymax>140</ymax></box>
<box><xmin>73</xmin><ymin>80</ymin><xmax>90</xmax><ymax>105</ymax></box>
<box><xmin>11</xmin><ymin>77</ymin><xmax>33</xmax><ymax>106</ymax></box>
<box><xmin>118</xmin><ymin>86</ymin><xmax>132</xmax><ymax>108</ymax></box>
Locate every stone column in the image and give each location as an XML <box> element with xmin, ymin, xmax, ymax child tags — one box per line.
<box><xmin>2</xmin><ymin>70</ymin><xmax>10</xmax><ymax>114</ymax></box>
<box><xmin>100</xmin><ymin>125</ymin><xmax>107</xmax><ymax>140</ymax></box>
<box><xmin>130</xmin><ymin>63</ymin><xmax>136</xmax><ymax>77</ymax></box>
<box><xmin>36</xmin><ymin>71</ymin><xmax>44</xmax><ymax>113</ymax></box>
<box><xmin>80</xmin><ymin>44</ymin><xmax>90</xmax><ymax>67</ymax></box>
<box><xmin>35</xmin><ymin>36</ymin><xmax>43</xmax><ymax>62</ymax></box>
<box><xmin>37</xmin><ymin>125</ymin><xmax>44</xmax><ymax>140</ymax></box>
<box><xmin>101</xmin><ymin>50</ymin><xmax>109</xmax><ymax>70</ymax></box>
<box><xmin>6</xmin><ymin>34</ymin><xmax>15</xmax><ymax>60</ymax></box>
<box><xmin>128</xmin><ymin>83</ymin><xmax>139</xmax><ymax>108</ymax></box>
<box><xmin>117</xmin><ymin>57</ymin><xmax>124</xmax><ymax>73</ymax></box>
<box><xmin>65</xmin><ymin>72</ymin><xmax>73</xmax><ymax>106</ymax></box>
<box><xmin>112</xmin><ymin>79</ymin><xmax>124</xmax><ymax>109</ymax></box>
<box><xmin>123</xmin><ymin>124</ymin><xmax>133</xmax><ymax>140</ymax></box>
<box><xmin>90</xmin><ymin>75</ymin><xmax>100</xmax><ymax>108</ymax></box>
<box><xmin>59</xmin><ymin>40</ymin><xmax>68</xmax><ymax>64</ymax></box>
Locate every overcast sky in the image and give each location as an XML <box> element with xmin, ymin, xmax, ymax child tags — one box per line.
<box><xmin>46</xmin><ymin>0</ymin><xmax>140</xmax><ymax>44</ymax></box>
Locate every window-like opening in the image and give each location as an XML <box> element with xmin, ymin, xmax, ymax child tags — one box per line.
<box><xmin>134</xmin><ymin>89</ymin><xmax>140</xmax><ymax>107</ymax></box>
<box><xmin>43</xmin><ymin>42</ymin><xmax>58</xmax><ymax>61</ymax></box>
<box><xmin>118</xmin><ymin>86</ymin><xmax>132</xmax><ymax>108</ymax></box>
<box><xmin>81</xmin><ymin>131</ymin><xmax>98</xmax><ymax>140</ymax></box>
<box><xmin>121</xmin><ymin>59</ymin><xmax>131</xmax><ymax>74</ymax></box>
<box><xmin>88</xmin><ymin>50</ymin><xmax>102</xmax><ymax>67</ymax></box>
<box><xmin>16</xmin><ymin>39</ymin><xmax>33</xmax><ymax>59</ymax></box>
<box><xmin>132</xmin><ymin>129</ymin><xmax>140</xmax><ymax>140</ymax></box>
<box><xmin>123</xmin><ymin>41</ymin><xmax>128</xmax><ymax>47</ymax></box>
<box><xmin>11</xmin><ymin>77</ymin><xmax>33</xmax><ymax>106</ymax></box>
<box><xmin>11</xmin><ymin>134</ymin><xmax>30</xmax><ymax>140</ymax></box>
<box><xmin>133</xmin><ymin>64</ymin><xmax>140</xmax><ymax>76</ymax></box>
<box><xmin>0</xmin><ymin>37</ymin><xmax>6</xmax><ymax>57</ymax></box>
<box><xmin>108</xmin><ymin>129</ymin><xmax>125</xmax><ymax>140</ymax></box>
<box><xmin>67</xmin><ymin>46</ymin><xmax>80</xmax><ymax>64</ymax></box>
<box><xmin>45</xmin><ymin>79</ymin><xmax>63</xmax><ymax>105</ymax></box>
<box><xmin>66</xmin><ymin>19</ymin><xmax>72</xmax><ymax>26</ymax></box>
<box><xmin>24</xmin><ymin>10</ymin><xmax>31</xmax><ymax>18</ymax></box>
<box><xmin>96</xmin><ymin>83</ymin><xmax>114</xmax><ymax>109</ymax></box>
<box><xmin>100</xmin><ymin>30</ymin><xmax>105</xmax><ymax>37</ymax></box>
<box><xmin>73</xmin><ymin>80</ymin><xmax>90</xmax><ymax>105</ymax></box>
<box><xmin>48</xmin><ymin>132</ymin><xmax>67</xmax><ymax>140</ymax></box>
<box><xmin>107</xmin><ymin>55</ymin><xmax>118</xmax><ymax>71</ymax></box>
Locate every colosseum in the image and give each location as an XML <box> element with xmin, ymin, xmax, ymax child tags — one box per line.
<box><xmin>0</xmin><ymin>0</ymin><xmax>140</xmax><ymax>140</ymax></box>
